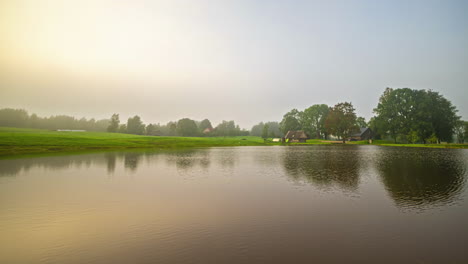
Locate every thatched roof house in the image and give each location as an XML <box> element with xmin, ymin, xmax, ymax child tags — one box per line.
<box><xmin>284</xmin><ymin>130</ymin><xmax>308</xmax><ymax>143</ymax></box>
<box><xmin>349</xmin><ymin>127</ymin><xmax>373</xmax><ymax>141</ymax></box>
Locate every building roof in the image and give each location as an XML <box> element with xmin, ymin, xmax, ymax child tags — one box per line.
<box><xmin>350</xmin><ymin>127</ymin><xmax>371</xmax><ymax>137</ymax></box>
<box><xmin>284</xmin><ymin>130</ymin><xmax>308</xmax><ymax>139</ymax></box>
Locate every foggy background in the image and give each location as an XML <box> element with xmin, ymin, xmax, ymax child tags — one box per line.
<box><xmin>1</xmin><ymin>0</ymin><xmax>467</xmax><ymax>128</ymax></box>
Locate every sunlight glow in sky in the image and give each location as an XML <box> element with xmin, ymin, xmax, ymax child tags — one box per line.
<box><xmin>1</xmin><ymin>0</ymin><xmax>467</xmax><ymax>128</ymax></box>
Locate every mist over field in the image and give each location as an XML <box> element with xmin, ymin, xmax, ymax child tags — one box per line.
<box><xmin>1</xmin><ymin>0</ymin><xmax>467</xmax><ymax>129</ymax></box>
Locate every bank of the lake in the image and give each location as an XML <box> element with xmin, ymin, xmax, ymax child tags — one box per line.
<box><xmin>0</xmin><ymin>127</ymin><xmax>271</xmax><ymax>156</ymax></box>
<box><xmin>0</xmin><ymin>127</ymin><xmax>466</xmax><ymax>157</ymax></box>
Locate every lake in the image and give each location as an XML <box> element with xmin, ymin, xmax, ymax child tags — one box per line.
<box><xmin>1</xmin><ymin>146</ymin><xmax>467</xmax><ymax>263</ymax></box>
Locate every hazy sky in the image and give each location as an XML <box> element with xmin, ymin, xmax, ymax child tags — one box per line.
<box><xmin>1</xmin><ymin>0</ymin><xmax>467</xmax><ymax>129</ymax></box>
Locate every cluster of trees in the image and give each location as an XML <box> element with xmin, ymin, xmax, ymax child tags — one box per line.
<box><xmin>250</xmin><ymin>122</ymin><xmax>282</xmax><ymax>138</ymax></box>
<box><xmin>0</xmin><ymin>108</ymin><xmax>110</xmax><ymax>131</ymax></box>
<box><xmin>370</xmin><ymin>88</ymin><xmax>465</xmax><ymax>143</ymax></box>
<box><xmin>0</xmin><ymin>108</ymin><xmax>248</xmax><ymax>137</ymax></box>
<box><xmin>273</xmin><ymin>88</ymin><xmax>466</xmax><ymax>144</ymax></box>
<box><xmin>275</xmin><ymin>103</ymin><xmax>366</xmax><ymax>142</ymax></box>
<box><xmin>107</xmin><ymin>114</ymin><xmax>248</xmax><ymax>137</ymax></box>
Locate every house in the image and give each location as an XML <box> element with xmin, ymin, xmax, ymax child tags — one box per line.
<box><xmin>283</xmin><ymin>130</ymin><xmax>308</xmax><ymax>143</ymax></box>
<box><xmin>203</xmin><ymin>127</ymin><xmax>214</xmax><ymax>134</ymax></box>
<box><xmin>349</xmin><ymin>127</ymin><xmax>373</xmax><ymax>141</ymax></box>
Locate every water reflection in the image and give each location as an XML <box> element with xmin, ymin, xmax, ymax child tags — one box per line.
<box><xmin>124</xmin><ymin>152</ymin><xmax>141</xmax><ymax>172</ymax></box>
<box><xmin>1</xmin><ymin>147</ymin><xmax>467</xmax><ymax>208</ymax></box>
<box><xmin>1</xmin><ymin>147</ymin><xmax>468</xmax><ymax>263</ymax></box>
<box><xmin>0</xmin><ymin>154</ymin><xmax>108</xmax><ymax>177</ymax></box>
<box><xmin>104</xmin><ymin>153</ymin><xmax>116</xmax><ymax>174</ymax></box>
<box><xmin>159</xmin><ymin>150</ymin><xmax>212</xmax><ymax>174</ymax></box>
<box><xmin>376</xmin><ymin>148</ymin><xmax>467</xmax><ymax>210</ymax></box>
<box><xmin>281</xmin><ymin>146</ymin><xmax>361</xmax><ymax>191</ymax></box>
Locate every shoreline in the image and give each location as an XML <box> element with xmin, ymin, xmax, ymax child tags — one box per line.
<box><xmin>1</xmin><ymin>127</ymin><xmax>466</xmax><ymax>158</ymax></box>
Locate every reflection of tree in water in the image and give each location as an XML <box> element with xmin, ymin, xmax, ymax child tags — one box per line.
<box><xmin>214</xmin><ymin>149</ymin><xmax>238</xmax><ymax>168</ymax></box>
<box><xmin>0</xmin><ymin>154</ymin><xmax>109</xmax><ymax>177</ymax></box>
<box><xmin>105</xmin><ymin>153</ymin><xmax>116</xmax><ymax>174</ymax></box>
<box><xmin>377</xmin><ymin>148</ymin><xmax>467</xmax><ymax>210</ymax></box>
<box><xmin>164</xmin><ymin>150</ymin><xmax>211</xmax><ymax>171</ymax></box>
<box><xmin>282</xmin><ymin>146</ymin><xmax>361</xmax><ymax>191</ymax></box>
<box><xmin>124</xmin><ymin>152</ymin><xmax>141</xmax><ymax>172</ymax></box>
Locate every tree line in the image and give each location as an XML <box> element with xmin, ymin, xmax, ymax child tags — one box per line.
<box><xmin>0</xmin><ymin>108</ymin><xmax>248</xmax><ymax>137</ymax></box>
<box><xmin>0</xmin><ymin>108</ymin><xmax>110</xmax><ymax>131</ymax></box>
<box><xmin>106</xmin><ymin>114</ymin><xmax>249</xmax><ymax>137</ymax></box>
<box><xmin>250</xmin><ymin>88</ymin><xmax>466</xmax><ymax>143</ymax></box>
<box><xmin>251</xmin><ymin>103</ymin><xmax>367</xmax><ymax>143</ymax></box>
<box><xmin>1</xmin><ymin>88</ymin><xmax>466</xmax><ymax>143</ymax></box>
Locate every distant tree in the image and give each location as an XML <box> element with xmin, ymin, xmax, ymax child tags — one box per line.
<box><xmin>454</xmin><ymin>121</ymin><xmax>467</xmax><ymax>143</ymax></box>
<box><xmin>325</xmin><ymin>102</ymin><xmax>359</xmax><ymax>143</ymax></box>
<box><xmin>250</xmin><ymin>122</ymin><xmax>264</xmax><ymax>137</ymax></box>
<box><xmin>168</xmin><ymin>122</ymin><xmax>177</xmax><ymax>136</ymax></box>
<box><xmin>426</xmin><ymin>90</ymin><xmax>460</xmax><ymax>143</ymax></box>
<box><xmin>127</xmin><ymin>115</ymin><xmax>145</xmax><ymax>135</ymax></box>
<box><xmin>465</xmin><ymin>122</ymin><xmax>468</xmax><ymax>142</ymax></box>
<box><xmin>28</xmin><ymin>113</ymin><xmax>41</xmax><ymax>128</ymax></box>
<box><xmin>426</xmin><ymin>133</ymin><xmax>438</xmax><ymax>144</ymax></box>
<box><xmin>356</xmin><ymin>116</ymin><xmax>367</xmax><ymax>128</ymax></box>
<box><xmin>107</xmin><ymin>114</ymin><xmax>120</xmax><ymax>132</ymax></box>
<box><xmin>368</xmin><ymin>116</ymin><xmax>384</xmax><ymax>140</ymax></box>
<box><xmin>262</xmin><ymin>123</ymin><xmax>269</xmax><ymax>139</ymax></box>
<box><xmin>87</xmin><ymin>118</ymin><xmax>96</xmax><ymax>131</ymax></box>
<box><xmin>280</xmin><ymin>109</ymin><xmax>302</xmax><ymax>134</ymax></box>
<box><xmin>214</xmin><ymin>120</ymin><xmax>241</xmax><ymax>137</ymax></box>
<box><xmin>176</xmin><ymin>118</ymin><xmax>199</xmax><ymax>136</ymax></box>
<box><xmin>118</xmin><ymin>124</ymin><xmax>127</xmax><ymax>133</ymax></box>
<box><xmin>146</xmin><ymin>123</ymin><xmax>157</xmax><ymax>136</ymax></box>
<box><xmin>265</xmin><ymin>121</ymin><xmax>281</xmax><ymax>137</ymax></box>
<box><xmin>301</xmin><ymin>104</ymin><xmax>329</xmax><ymax>139</ymax></box>
<box><xmin>373</xmin><ymin>88</ymin><xmax>409</xmax><ymax>142</ymax></box>
<box><xmin>407</xmin><ymin>130</ymin><xmax>420</xmax><ymax>144</ymax></box>
<box><xmin>199</xmin><ymin>119</ymin><xmax>213</xmax><ymax>132</ymax></box>
<box><xmin>94</xmin><ymin>119</ymin><xmax>111</xmax><ymax>132</ymax></box>
<box><xmin>0</xmin><ymin>108</ymin><xmax>29</xmax><ymax>127</ymax></box>
<box><xmin>251</xmin><ymin>121</ymin><xmax>281</xmax><ymax>137</ymax></box>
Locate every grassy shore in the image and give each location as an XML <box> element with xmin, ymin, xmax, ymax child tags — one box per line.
<box><xmin>291</xmin><ymin>139</ymin><xmax>468</xmax><ymax>149</ymax></box>
<box><xmin>0</xmin><ymin>127</ymin><xmax>466</xmax><ymax>157</ymax></box>
<box><xmin>0</xmin><ymin>127</ymin><xmax>270</xmax><ymax>156</ymax></box>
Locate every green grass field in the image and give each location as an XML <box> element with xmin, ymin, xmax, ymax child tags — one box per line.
<box><xmin>0</xmin><ymin>127</ymin><xmax>270</xmax><ymax>156</ymax></box>
<box><xmin>0</xmin><ymin>127</ymin><xmax>466</xmax><ymax>157</ymax></box>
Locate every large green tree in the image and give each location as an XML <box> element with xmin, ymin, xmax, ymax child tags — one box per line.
<box><xmin>325</xmin><ymin>102</ymin><xmax>359</xmax><ymax>143</ymax></box>
<box><xmin>454</xmin><ymin>121</ymin><xmax>467</xmax><ymax>143</ymax></box>
<box><xmin>301</xmin><ymin>104</ymin><xmax>329</xmax><ymax>139</ymax></box>
<box><xmin>426</xmin><ymin>90</ymin><xmax>459</xmax><ymax>142</ymax></box>
<box><xmin>356</xmin><ymin>117</ymin><xmax>367</xmax><ymax>128</ymax></box>
<box><xmin>176</xmin><ymin>118</ymin><xmax>199</xmax><ymax>136</ymax></box>
<box><xmin>261</xmin><ymin>123</ymin><xmax>269</xmax><ymax>139</ymax></box>
<box><xmin>0</xmin><ymin>108</ymin><xmax>29</xmax><ymax>127</ymax></box>
<box><xmin>107</xmin><ymin>114</ymin><xmax>120</xmax><ymax>133</ymax></box>
<box><xmin>251</xmin><ymin>121</ymin><xmax>281</xmax><ymax>137</ymax></box>
<box><xmin>373</xmin><ymin>88</ymin><xmax>460</xmax><ymax>143</ymax></box>
<box><xmin>280</xmin><ymin>109</ymin><xmax>302</xmax><ymax>134</ymax></box>
<box><xmin>127</xmin><ymin>115</ymin><xmax>145</xmax><ymax>135</ymax></box>
<box><xmin>199</xmin><ymin>119</ymin><xmax>213</xmax><ymax>132</ymax></box>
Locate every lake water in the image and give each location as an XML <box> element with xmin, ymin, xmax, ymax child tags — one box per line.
<box><xmin>1</xmin><ymin>146</ymin><xmax>467</xmax><ymax>263</ymax></box>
